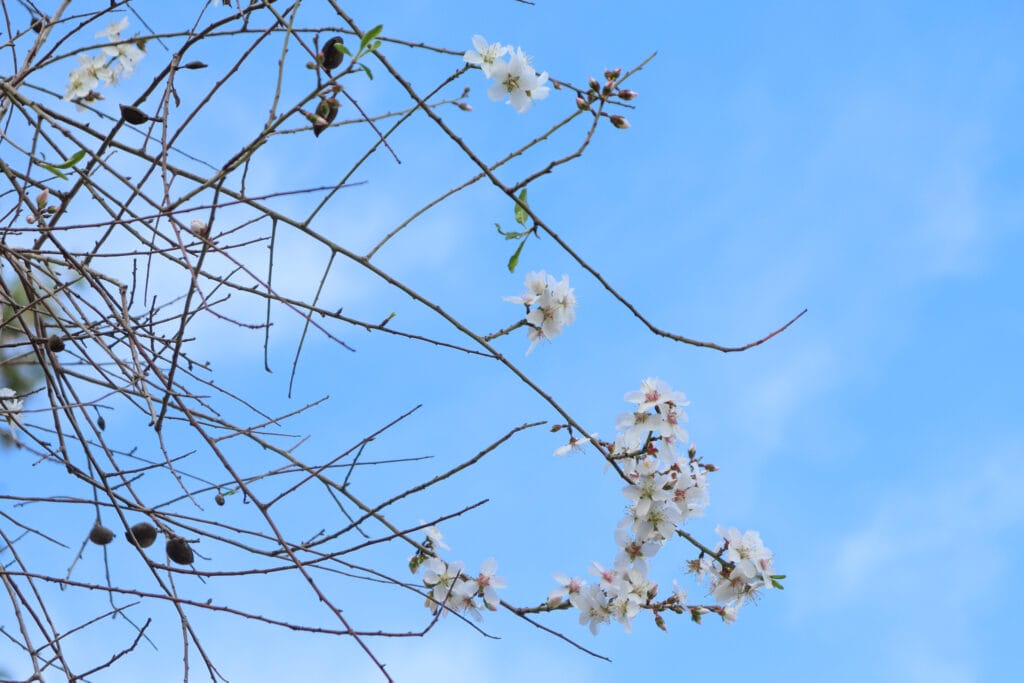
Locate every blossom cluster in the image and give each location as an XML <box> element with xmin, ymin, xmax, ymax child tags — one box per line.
<box><xmin>0</xmin><ymin>387</ymin><xmax>23</xmax><ymax>434</ymax></box>
<box><xmin>504</xmin><ymin>270</ymin><xmax>576</xmax><ymax>354</ymax></box>
<box><xmin>410</xmin><ymin>526</ymin><xmax>507</xmax><ymax>621</ymax></box>
<box><xmin>694</xmin><ymin>526</ymin><xmax>776</xmax><ymax>606</ymax></box>
<box><xmin>64</xmin><ymin>18</ymin><xmax>145</xmax><ymax>103</ymax></box>
<box><xmin>548</xmin><ymin>379</ymin><xmax>777</xmax><ymax>633</ymax></box>
<box><xmin>464</xmin><ymin>35</ymin><xmax>550</xmax><ymax>113</ymax></box>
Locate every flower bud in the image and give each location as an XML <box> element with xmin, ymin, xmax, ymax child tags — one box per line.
<box><xmin>609</xmin><ymin>115</ymin><xmax>631</xmax><ymax>130</ymax></box>
<box><xmin>575</xmin><ymin>97</ymin><xmax>588</xmax><ymax>110</ymax></box>
<box><xmin>457</xmin><ymin>102</ymin><xmax>472</xmax><ymax>112</ymax></box>
<box><xmin>617</xmin><ymin>89</ymin><xmax>638</xmax><ymax>101</ymax></box>
<box><xmin>588</xmin><ymin>76</ymin><xmax>600</xmax><ymax>92</ymax></box>
<box><xmin>604</xmin><ymin>67</ymin><xmax>622</xmax><ymax>81</ymax></box>
<box><xmin>189</xmin><ymin>219</ymin><xmax>209</xmax><ymax>237</ymax></box>
<box><xmin>36</xmin><ymin>188</ymin><xmax>49</xmax><ymax>208</ymax></box>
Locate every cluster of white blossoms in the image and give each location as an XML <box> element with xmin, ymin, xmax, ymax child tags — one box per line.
<box><xmin>0</xmin><ymin>387</ymin><xmax>24</xmax><ymax>434</ymax></box>
<box><xmin>464</xmin><ymin>35</ymin><xmax>550</xmax><ymax>113</ymax></box>
<box><xmin>411</xmin><ymin>527</ymin><xmax>507</xmax><ymax>621</ymax></box>
<box><xmin>697</xmin><ymin>526</ymin><xmax>776</xmax><ymax>607</ymax></box>
<box><xmin>504</xmin><ymin>270</ymin><xmax>576</xmax><ymax>354</ymax></box>
<box><xmin>64</xmin><ymin>18</ymin><xmax>145</xmax><ymax>103</ymax></box>
<box><xmin>548</xmin><ymin>379</ymin><xmax>777</xmax><ymax>633</ymax></box>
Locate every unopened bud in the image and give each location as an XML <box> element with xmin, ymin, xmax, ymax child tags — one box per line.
<box><xmin>602</xmin><ymin>80</ymin><xmax>615</xmax><ymax>96</ymax></box>
<box><xmin>189</xmin><ymin>219</ymin><xmax>209</xmax><ymax>237</ymax></box>
<box><xmin>575</xmin><ymin>97</ymin><xmax>588</xmax><ymax>110</ymax></box>
<box><xmin>609</xmin><ymin>115</ymin><xmax>631</xmax><ymax>130</ymax></box>
<box><xmin>457</xmin><ymin>102</ymin><xmax>473</xmax><ymax>112</ymax></box>
<box><xmin>36</xmin><ymin>188</ymin><xmax>49</xmax><ymax>208</ymax></box>
<box><xmin>617</xmin><ymin>89</ymin><xmax>638</xmax><ymax>101</ymax></box>
<box><xmin>604</xmin><ymin>67</ymin><xmax>622</xmax><ymax>81</ymax></box>
<box><xmin>588</xmin><ymin>76</ymin><xmax>601</xmax><ymax>92</ymax></box>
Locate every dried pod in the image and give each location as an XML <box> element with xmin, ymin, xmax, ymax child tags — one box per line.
<box><xmin>47</xmin><ymin>335</ymin><xmax>65</xmax><ymax>352</ymax></box>
<box><xmin>125</xmin><ymin>522</ymin><xmax>157</xmax><ymax>548</ymax></box>
<box><xmin>214</xmin><ymin>492</ymin><xmax>225</xmax><ymax>506</ymax></box>
<box><xmin>119</xmin><ymin>104</ymin><xmax>149</xmax><ymax>125</ymax></box>
<box><xmin>321</xmin><ymin>36</ymin><xmax>345</xmax><ymax>72</ymax></box>
<box><xmin>312</xmin><ymin>97</ymin><xmax>339</xmax><ymax>137</ymax></box>
<box><xmin>88</xmin><ymin>524</ymin><xmax>115</xmax><ymax>546</ymax></box>
<box><xmin>166</xmin><ymin>537</ymin><xmax>194</xmax><ymax>565</ymax></box>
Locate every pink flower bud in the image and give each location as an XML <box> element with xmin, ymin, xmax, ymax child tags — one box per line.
<box><xmin>617</xmin><ymin>89</ymin><xmax>638</xmax><ymax>101</ymax></box>
<box><xmin>609</xmin><ymin>115</ymin><xmax>631</xmax><ymax>129</ymax></box>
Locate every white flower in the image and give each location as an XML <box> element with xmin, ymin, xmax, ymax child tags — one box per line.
<box><xmin>553</xmin><ymin>433</ymin><xmax>595</xmax><ymax>457</ymax></box>
<box><xmin>460</xmin><ymin>557</ymin><xmax>506</xmax><ymax>610</ymax></box>
<box><xmin>95</xmin><ymin>17</ymin><xmax>129</xmax><ymax>41</ymax></box>
<box><xmin>572</xmin><ymin>584</ymin><xmax>611</xmax><ymax>635</ymax></box>
<box><xmin>505</xmin><ymin>270</ymin><xmax>576</xmax><ymax>354</ymax></box>
<box><xmin>0</xmin><ymin>388</ymin><xmax>23</xmax><ymax>432</ymax></box>
<box><xmin>463</xmin><ymin>35</ymin><xmax>510</xmax><ymax>78</ymax></box>
<box><xmin>624</xmin><ymin>378</ymin><xmax>689</xmax><ymax>412</ymax></box>
<box><xmin>423</xmin><ymin>524</ymin><xmax>449</xmax><ymax>551</ymax></box>
<box><xmin>102</xmin><ymin>40</ymin><xmax>144</xmax><ymax>77</ymax></box>
<box><xmin>421</xmin><ymin>557</ymin><xmax>465</xmax><ymax>604</ymax></box>
<box><xmin>548</xmin><ymin>573</ymin><xmax>585</xmax><ymax>607</ymax></box>
<box><xmin>64</xmin><ymin>53</ymin><xmax>112</xmax><ymax>100</ymax></box>
<box><xmin>487</xmin><ymin>48</ymin><xmax>548</xmax><ymax>113</ymax></box>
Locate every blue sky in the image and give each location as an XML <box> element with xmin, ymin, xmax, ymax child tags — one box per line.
<box><xmin>2</xmin><ymin>2</ymin><xmax>1023</xmax><ymax>681</ymax></box>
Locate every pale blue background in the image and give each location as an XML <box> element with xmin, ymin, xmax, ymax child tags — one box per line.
<box><xmin>2</xmin><ymin>2</ymin><xmax>1022</xmax><ymax>681</ymax></box>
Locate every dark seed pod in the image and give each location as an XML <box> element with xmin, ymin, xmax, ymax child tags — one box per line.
<box><xmin>214</xmin><ymin>492</ymin><xmax>225</xmax><ymax>506</ymax></box>
<box><xmin>166</xmin><ymin>537</ymin><xmax>194</xmax><ymax>565</ymax></box>
<box><xmin>119</xmin><ymin>104</ymin><xmax>149</xmax><ymax>125</ymax></box>
<box><xmin>125</xmin><ymin>522</ymin><xmax>158</xmax><ymax>548</ymax></box>
<box><xmin>89</xmin><ymin>524</ymin><xmax>115</xmax><ymax>545</ymax></box>
<box><xmin>321</xmin><ymin>36</ymin><xmax>345</xmax><ymax>72</ymax></box>
<box><xmin>47</xmin><ymin>334</ymin><xmax>65</xmax><ymax>352</ymax></box>
<box><xmin>312</xmin><ymin>98</ymin><xmax>339</xmax><ymax>137</ymax></box>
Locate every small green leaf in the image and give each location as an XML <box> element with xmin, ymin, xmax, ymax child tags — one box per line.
<box><xmin>360</xmin><ymin>24</ymin><xmax>383</xmax><ymax>51</ymax></box>
<box><xmin>39</xmin><ymin>150</ymin><xmax>86</xmax><ymax>179</ymax></box>
<box><xmin>514</xmin><ymin>188</ymin><xmax>529</xmax><ymax>226</ymax></box>
<box><xmin>59</xmin><ymin>150</ymin><xmax>86</xmax><ymax>168</ymax></box>
<box><xmin>360</xmin><ymin>63</ymin><xmax>374</xmax><ymax>80</ymax></box>
<box><xmin>507</xmin><ymin>239</ymin><xmax>526</xmax><ymax>273</ymax></box>
<box><xmin>39</xmin><ymin>164</ymin><xmax>68</xmax><ymax>180</ymax></box>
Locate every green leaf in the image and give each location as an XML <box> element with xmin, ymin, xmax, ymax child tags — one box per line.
<box><xmin>360</xmin><ymin>63</ymin><xmax>374</xmax><ymax>80</ymax></box>
<box><xmin>514</xmin><ymin>188</ymin><xmax>528</xmax><ymax>226</ymax></box>
<box><xmin>39</xmin><ymin>164</ymin><xmax>67</xmax><ymax>180</ymax></box>
<box><xmin>507</xmin><ymin>239</ymin><xmax>526</xmax><ymax>273</ymax></box>
<box><xmin>56</xmin><ymin>150</ymin><xmax>86</xmax><ymax>168</ymax></box>
<box><xmin>360</xmin><ymin>24</ymin><xmax>383</xmax><ymax>51</ymax></box>
<box><xmin>39</xmin><ymin>150</ymin><xmax>86</xmax><ymax>179</ymax></box>
<box><xmin>495</xmin><ymin>223</ymin><xmax>528</xmax><ymax>240</ymax></box>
